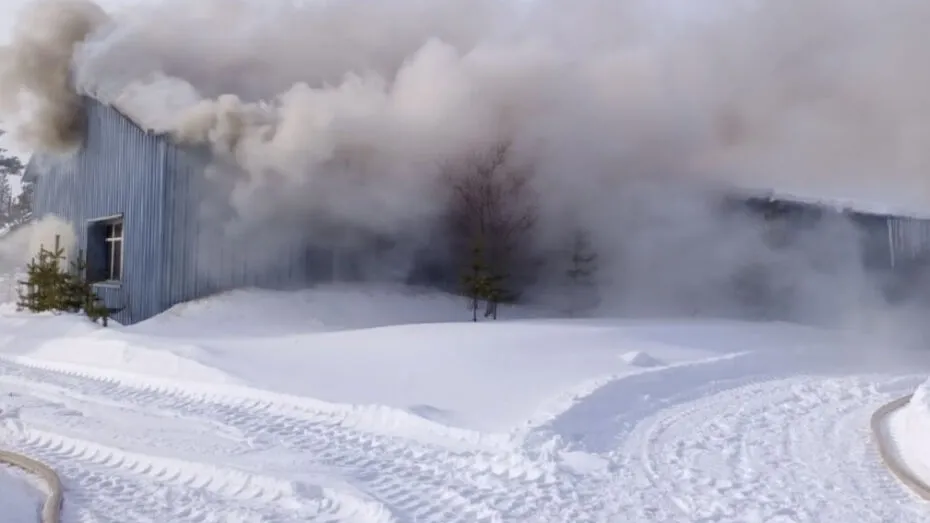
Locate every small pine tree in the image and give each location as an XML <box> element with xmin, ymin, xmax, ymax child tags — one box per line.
<box><xmin>564</xmin><ymin>229</ymin><xmax>599</xmax><ymax>315</ymax></box>
<box><xmin>462</xmin><ymin>238</ymin><xmax>492</xmax><ymax>322</ymax></box>
<box><xmin>17</xmin><ymin>236</ymin><xmax>111</xmax><ymax>325</ymax></box>
<box><xmin>66</xmin><ymin>250</ymin><xmax>111</xmax><ymax>325</ymax></box>
<box><xmin>17</xmin><ymin>256</ymin><xmax>42</xmax><ymax>311</ymax></box>
<box><xmin>17</xmin><ymin>237</ymin><xmax>70</xmax><ymax>312</ymax></box>
<box><xmin>0</xmin><ymin>148</ymin><xmax>24</xmax><ymax>227</ymax></box>
<box><xmin>0</xmin><ymin>171</ymin><xmax>13</xmax><ymax>226</ymax></box>
<box><xmin>83</xmin><ymin>294</ymin><xmax>112</xmax><ymax>326</ymax></box>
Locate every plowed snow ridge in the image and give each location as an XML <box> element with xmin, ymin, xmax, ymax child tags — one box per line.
<box><xmin>1</xmin><ymin>348</ymin><xmax>928</xmax><ymax>522</ymax></box>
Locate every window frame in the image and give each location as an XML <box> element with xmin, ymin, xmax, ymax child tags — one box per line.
<box><xmin>86</xmin><ymin>214</ymin><xmax>124</xmax><ymax>285</ymax></box>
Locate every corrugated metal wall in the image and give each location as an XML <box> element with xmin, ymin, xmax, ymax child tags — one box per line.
<box><xmin>886</xmin><ymin>217</ymin><xmax>930</xmax><ymax>267</ymax></box>
<box><xmin>740</xmin><ymin>196</ymin><xmax>930</xmax><ymax>272</ymax></box>
<box><xmin>31</xmin><ymin>97</ymin><xmax>334</xmax><ymax>325</ymax></box>
<box><xmin>32</xmin><ymin>98</ymin><xmax>168</xmax><ymax>325</ymax></box>
<box><xmin>159</xmin><ymin>145</ymin><xmax>330</xmax><ymax>311</ymax></box>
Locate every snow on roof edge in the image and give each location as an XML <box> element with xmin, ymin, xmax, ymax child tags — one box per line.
<box><xmin>728</xmin><ymin>182</ymin><xmax>930</xmax><ymax>220</ymax></box>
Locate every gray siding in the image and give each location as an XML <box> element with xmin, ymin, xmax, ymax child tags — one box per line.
<box><xmin>31</xmin><ymin>98</ymin><xmax>333</xmax><ymax>325</ymax></box>
<box><xmin>887</xmin><ymin>217</ymin><xmax>930</xmax><ymax>267</ymax></box>
<box><xmin>161</xmin><ymin>145</ymin><xmax>327</xmax><ymax>308</ymax></box>
<box><xmin>32</xmin><ymin>99</ymin><xmax>169</xmax><ymax>325</ymax></box>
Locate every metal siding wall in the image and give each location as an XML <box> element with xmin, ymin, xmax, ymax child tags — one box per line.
<box><xmin>161</xmin><ymin>145</ymin><xmax>206</xmax><ymax>307</ymax></box>
<box><xmin>31</xmin><ymin>101</ymin><xmax>338</xmax><ymax>322</ymax></box>
<box><xmin>887</xmin><ymin>217</ymin><xmax>930</xmax><ymax>266</ymax></box>
<box><xmin>32</xmin><ymin>98</ymin><xmax>167</xmax><ymax>325</ymax></box>
<box><xmin>161</xmin><ymin>146</ymin><xmax>329</xmax><ymax>310</ymax></box>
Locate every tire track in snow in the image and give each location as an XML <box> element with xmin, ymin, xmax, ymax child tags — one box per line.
<box><xmin>0</xmin><ymin>375</ymin><xmax>252</xmax><ymax>461</ymax></box>
<box><xmin>528</xmin><ymin>346</ymin><xmax>930</xmax><ymax>522</ymax></box>
<box><xmin>0</xmin><ymin>422</ymin><xmax>373</xmax><ymax>523</ymax></box>
<box><xmin>10</xmin><ymin>346</ymin><xmax>919</xmax><ymax>522</ymax></box>
<box><xmin>627</xmin><ymin>374</ymin><xmax>930</xmax><ymax>522</ymax></box>
<box><xmin>514</xmin><ymin>350</ymin><xmax>794</xmax><ymax>521</ymax></box>
<box><xmin>0</xmin><ymin>355</ymin><xmax>507</xmax><ymax>452</ymax></box>
<box><xmin>0</xmin><ymin>357</ymin><xmax>618</xmax><ymax>522</ymax></box>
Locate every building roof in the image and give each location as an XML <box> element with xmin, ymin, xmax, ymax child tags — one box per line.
<box><xmin>724</xmin><ymin>179</ymin><xmax>930</xmax><ymax>221</ymax></box>
<box><xmin>761</xmin><ymin>190</ymin><xmax>930</xmax><ymax>220</ymax></box>
<box><xmin>21</xmin><ymin>157</ymin><xmax>39</xmax><ymax>183</ymax></box>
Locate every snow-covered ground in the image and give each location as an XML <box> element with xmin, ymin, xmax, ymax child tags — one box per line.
<box><xmin>1</xmin><ymin>463</ymin><xmax>43</xmax><ymax>523</ymax></box>
<box><xmin>0</xmin><ymin>284</ymin><xmax>929</xmax><ymax>522</ymax></box>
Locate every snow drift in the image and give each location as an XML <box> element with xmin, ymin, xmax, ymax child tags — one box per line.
<box><xmin>0</xmin><ymin>285</ymin><xmax>845</xmax><ymax>433</ymax></box>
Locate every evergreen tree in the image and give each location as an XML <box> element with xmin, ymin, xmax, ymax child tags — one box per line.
<box><xmin>564</xmin><ymin>229</ymin><xmax>599</xmax><ymax>315</ymax></box>
<box><xmin>17</xmin><ymin>237</ymin><xmax>70</xmax><ymax>312</ymax></box>
<box><xmin>0</xmin><ymin>171</ymin><xmax>13</xmax><ymax>225</ymax></box>
<box><xmin>0</xmin><ymin>147</ymin><xmax>27</xmax><ymax>226</ymax></box>
<box><xmin>12</xmin><ymin>179</ymin><xmax>33</xmax><ymax>225</ymax></box>
<box><xmin>0</xmin><ymin>148</ymin><xmax>24</xmax><ymax>177</ymax></box>
<box><xmin>462</xmin><ymin>238</ymin><xmax>492</xmax><ymax>322</ymax></box>
<box><xmin>17</xmin><ymin>235</ymin><xmax>111</xmax><ymax>326</ymax></box>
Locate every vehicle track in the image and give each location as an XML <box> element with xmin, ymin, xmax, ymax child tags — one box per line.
<box><xmin>530</xmin><ymin>345</ymin><xmax>930</xmax><ymax>522</ymax></box>
<box><xmin>5</xmin><ymin>349</ymin><xmax>929</xmax><ymax>522</ymax></box>
<box><xmin>625</xmin><ymin>374</ymin><xmax>929</xmax><ymax>522</ymax></box>
<box><xmin>0</xmin><ymin>357</ymin><xmax>615</xmax><ymax>522</ymax></box>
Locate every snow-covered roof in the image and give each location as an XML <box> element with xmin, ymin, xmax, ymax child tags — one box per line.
<box><xmin>729</xmin><ymin>183</ymin><xmax>930</xmax><ymax>221</ymax></box>
<box><xmin>21</xmin><ymin>156</ymin><xmax>39</xmax><ymax>183</ymax></box>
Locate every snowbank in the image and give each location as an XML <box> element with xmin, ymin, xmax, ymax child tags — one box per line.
<box><xmin>0</xmin><ymin>303</ymin><xmax>233</xmax><ymax>384</ymax></box>
<box><xmin>888</xmin><ymin>378</ymin><xmax>930</xmax><ymax>486</ymax></box>
<box><xmin>130</xmin><ymin>284</ymin><xmax>540</xmax><ymax>337</ymax></box>
<box><xmin>0</xmin><ymin>285</ymin><xmax>849</xmax><ymax>434</ymax></box>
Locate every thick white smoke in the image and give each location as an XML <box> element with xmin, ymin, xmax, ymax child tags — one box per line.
<box><xmin>4</xmin><ymin>0</ymin><xmax>930</xmax><ymax>326</ymax></box>
<box><xmin>0</xmin><ymin>0</ymin><xmax>108</xmax><ymax>152</ymax></box>
<box><xmin>0</xmin><ymin>215</ymin><xmax>77</xmax><ymax>303</ymax></box>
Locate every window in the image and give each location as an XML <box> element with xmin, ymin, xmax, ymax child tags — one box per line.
<box><xmin>87</xmin><ymin>216</ymin><xmax>123</xmax><ymax>283</ymax></box>
<box><xmin>104</xmin><ymin>220</ymin><xmax>123</xmax><ymax>281</ymax></box>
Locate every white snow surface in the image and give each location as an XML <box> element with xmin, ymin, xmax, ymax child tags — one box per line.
<box><xmin>0</xmin><ymin>283</ymin><xmax>928</xmax><ymax>522</ymax></box>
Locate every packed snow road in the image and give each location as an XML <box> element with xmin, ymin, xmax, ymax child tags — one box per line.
<box><xmin>0</xmin><ymin>347</ymin><xmax>927</xmax><ymax>523</ymax></box>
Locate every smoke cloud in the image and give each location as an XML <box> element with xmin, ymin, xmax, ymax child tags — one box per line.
<box><xmin>0</xmin><ymin>0</ymin><xmax>109</xmax><ymax>152</ymax></box>
<box><xmin>4</xmin><ymin>0</ymin><xmax>930</xmax><ymax>327</ymax></box>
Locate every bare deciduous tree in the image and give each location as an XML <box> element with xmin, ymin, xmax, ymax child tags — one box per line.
<box><xmin>441</xmin><ymin>142</ymin><xmax>539</xmax><ymax>312</ymax></box>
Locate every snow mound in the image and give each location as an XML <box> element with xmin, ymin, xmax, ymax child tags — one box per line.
<box><xmin>905</xmin><ymin>379</ymin><xmax>930</xmax><ymax>429</ymax></box>
<box><xmin>619</xmin><ymin>350</ymin><xmax>664</xmax><ymax>367</ymax></box>
<box><xmin>0</xmin><ymin>306</ymin><xmax>234</xmax><ymax>384</ymax></box>
<box><xmin>0</xmin><ymin>285</ymin><xmax>855</xmax><ymax>434</ymax></box>
<box><xmin>0</xmin><ymin>286</ymin><xmax>756</xmax><ymax>432</ymax></box>
<box><xmin>883</xmin><ymin>377</ymin><xmax>930</xmax><ymax>488</ymax></box>
<box><xmin>25</xmin><ymin>333</ymin><xmax>235</xmax><ymax>385</ymax></box>
<box><xmin>132</xmin><ymin>284</ymin><xmax>537</xmax><ymax>337</ymax></box>
<box><xmin>900</xmin><ymin>379</ymin><xmax>930</xmax><ymax>446</ymax></box>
